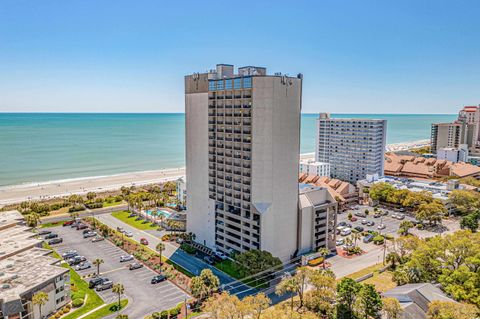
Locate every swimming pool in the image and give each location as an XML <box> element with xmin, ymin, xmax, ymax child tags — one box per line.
<box><xmin>146</xmin><ymin>209</ymin><xmax>172</xmax><ymax>219</ymax></box>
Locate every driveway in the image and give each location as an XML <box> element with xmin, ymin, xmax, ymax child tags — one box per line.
<box><xmin>52</xmin><ymin>226</ymin><xmax>190</xmax><ymax>318</ymax></box>
<box><xmin>96</xmin><ymin>214</ymin><xmax>253</xmax><ymax>297</ymax></box>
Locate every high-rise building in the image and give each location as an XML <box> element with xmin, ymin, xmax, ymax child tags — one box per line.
<box><xmin>315</xmin><ymin>113</ymin><xmax>387</xmax><ymax>183</ymax></box>
<box><xmin>431</xmin><ymin>105</ymin><xmax>480</xmax><ymax>155</ymax></box>
<box><xmin>185</xmin><ymin>64</ymin><xmax>302</xmax><ymax>261</ymax></box>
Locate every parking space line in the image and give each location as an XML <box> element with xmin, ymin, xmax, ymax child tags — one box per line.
<box><xmin>159</xmin><ymin>290</ymin><xmax>186</xmax><ymax>301</ymax></box>
<box><xmin>154</xmin><ymin>285</ymin><xmax>177</xmax><ymax>293</ymax></box>
<box><xmin>99</xmin><ymin>266</ymin><xmax>126</xmax><ymax>275</ymax></box>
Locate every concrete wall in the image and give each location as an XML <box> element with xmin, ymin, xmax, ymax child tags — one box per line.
<box><xmin>251</xmin><ymin>76</ymin><xmax>301</xmax><ymax>261</ymax></box>
<box><xmin>185</xmin><ymin>91</ymin><xmax>215</xmax><ymax>248</ymax></box>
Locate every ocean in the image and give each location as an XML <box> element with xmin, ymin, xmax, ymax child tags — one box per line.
<box><xmin>0</xmin><ymin>113</ymin><xmax>456</xmax><ymax>187</ymax></box>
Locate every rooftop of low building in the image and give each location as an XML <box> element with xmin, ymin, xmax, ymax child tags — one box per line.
<box><xmin>0</xmin><ymin>225</ymin><xmax>42</xmax><ymax>261</ymax></box>
<box><xmin>0</xmin><ymin>210</ymin><xmax>24</xmax><ymax>230</ymax></box>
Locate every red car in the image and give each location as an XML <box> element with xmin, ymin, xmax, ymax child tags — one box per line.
<box><xmin>140</xmin><ymin>238</ymin><xmax>149</xmax><ymax>245</ymax></box>
<box><xmin>63</xmin><ymin>220</ymin><xmax>74</xmax><ymax>226</ymax></box>
<box><xmin>350</xmin><ymin>216</ymin><xmax>358</xmax><ymax>222</ymax></box>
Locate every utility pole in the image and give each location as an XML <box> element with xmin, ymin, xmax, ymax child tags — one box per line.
<box><xmin>184</xmin><ymin>297</ymin><xmax>188</xmax><ymax>318</ymax></box>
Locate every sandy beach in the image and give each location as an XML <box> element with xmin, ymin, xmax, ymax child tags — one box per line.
<box><xmin>0</xmin><ymin>143</ymin><xmax>426</xmax><ymax>206</ymax></box>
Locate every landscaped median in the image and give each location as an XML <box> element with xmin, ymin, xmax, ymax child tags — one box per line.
<box><xmin>42</xmin><ymin>243</ymin><xmax>104</xmax><ymax>319</ymax></box>
<box><xmin>84</xmin><ymin>217</ymin><xmax>193</xmax><ymax>290</ymax></box>
<box><xmin>82</xmin><ymin>299</ymin><xmax>128</xmax><ymax>319</ymax></box>
<box><xmin>344</xmin><ymin>263</ymin><xmax>396</xmax><ymax>292</ymax></box>
<box><xmin>111</xmin><ymin>210</ymin><xmax>160</xmax><ymax>230</ymax></box>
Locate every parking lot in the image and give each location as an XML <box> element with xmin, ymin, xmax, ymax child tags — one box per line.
<box><xmin>50</xmin><ymin>225</ymin><xmax>190</xmax><ymax>318</ymax></box>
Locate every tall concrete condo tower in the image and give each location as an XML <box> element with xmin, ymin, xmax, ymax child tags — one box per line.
<box><xmin>185</xmin><ymin>64</ymin><xmax>302</xmax><ymax>261</ymax></box>
<box><xmin>315</xmin><ymin>113</ymin><xmax>387</xmax><ymax>183</ymax></box>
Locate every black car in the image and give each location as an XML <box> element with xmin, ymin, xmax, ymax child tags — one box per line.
<box><xmin>68</xmin><ymin>256</ymin><xmax>86</xmax><ymax>266</ymax></box>
<box><xmin>354</xmin><ymin>226</ymin><xmax>364</xmax><ymax>232</ymax></box>
<box><xmin>366</xmin><ymin>221</ymin><xmax>375</xmax><ymax>227</ymax></box>
<box><xmin>44</xmin><ymin>233</ymin><xmax>58</xmax><ymax>239</ymax></box>
<box><xmin>337</xmin><ymin>221</ymin><xmax>347</xmax><ymax>227</ymax></box>
<box><xmin>151</xmin><ymin>275</ymin><xmax>167</xmax><ymax>284</ymax></box>
<box><xmin>37</xmin><ymin>230</ymin><xmax>52</xmax><ymax>235</ymax></box>
<box><xmin>82</xmin><ymin>229</ymin><xmax>92</xmax><ymax>234</ymax></box>
<box><xmin>63</xmin><ymin>252</ymin><xmax>78</xmax><ymax>260</ymax></box>
<box><xmin>88</xmin><ymin>277</ymin><xmax>104</xmax><ymax>289</ymax></box>
<box><xmin>48</xmin><ymin>238</ymin><xmax>63</xmax><ymax>245</ymax></box>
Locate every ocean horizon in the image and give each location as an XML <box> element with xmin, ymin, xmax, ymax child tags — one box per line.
<box><xmin>0</xmin><ymin>112</ymin><xmax>456</xmax><ymax>187</ymax></box>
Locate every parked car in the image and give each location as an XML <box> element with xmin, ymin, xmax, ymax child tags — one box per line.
<box><xmin>382</xmin><ymin>210</ymin><xmax>389</xmax><ymax>216</ymax></box>
<box><xmin>38</xmin><ymin>230</ymin><xmax>52</xmax><ymax>235</ymax></box>
<box><xmin>96</xmin><ymin>279</ymin><xmax>113</xmax><ymax>291</ymax></box>
<box><xmin>214</xmin><ymin>251</ymin><xmax>227</xmax><ymax>261</ymax></box>
<box><xmin>68</xmin><ymin>256</ymin><xmax>86</xmax><ymax>265</ymax></box>
<box><xmin>83</xmin><ymin>231</ymin><xmax>97</xmax><ymax>238</ymax></box>
<box><xmin>354</xmin><ymin>226</ymin><xmax>364</xmax><ymax>232</ymax></box>
<box><xmin>129</xmin><ymin>262</ymin><xmax>144</xmax><ymax>270</ymax></box>
<box><xmin>373</xmin><ymin>212</ymin><xmax>381</xmax><ymax>218</ymax></box>
<box><xmin>44</xmin><ymin>233</ymin><xmax>58</xmax><ymax>239</ymax></box>
<box><xmin>48</xmin><ymin>238</ymin><xmax>63</xmax><ymax>245</ymax></box>
<box><xmin>151</xmin><ymin>275</ymin><xmax>167</xmax><ymax>284</ymax></box>
<box><xmin>63</xmin><ymin>220</ymin><xmax>74</xmax><ymax>226</ymax></box>
<box><xmin>391</xmin><ymin>213</ymin><xmax>398</xmax><ymax>219</ymax></box>
<box><xmin>77</xmin><ymin>224</ymin><xmax>88</xmax><ymax>230</ymax></box>
<box><xmin>340</xmin><ymin>228</ymin><xmax>351</xmax><ymax>236</ymax></box>
<box><xmin>399</xmin><ymin>208</ymin><xmax>406</xmax><ymax>212</ymax></box>
<box><xmin>89</xmin><ymin>277</ymin><xmax>105</xmax><ymax>289</ymax></box>
<box><xmin>338</xmin><ymin>221</ymin><xmax>347</xmax><ymax>227</ymax></box>
<box><xmin>397</xmin><ymin>213</ymin><xmax>405</xmax><ymax>220</ymax></box>
<box><xmin>203</xmin><ymin>256</ymin><xmax>215</xmax><ymax>265</ymax></box>
<box><xmin>355</xmin><ymin>212</ymin><xmax>367</xmax><ymax>218</ymax></box>
<box><xmin>120</xmin><ymin>255</ymin><xmax>134</xmax><ymax>262</ymax></box>
<box><xmin>336</xmin><ymin>238</ymin><xmax>345</xmax><ymax>246</ymax></box>
<box><xmin>378</xmin><ymin>224</ymin><xmax>386</xmax><ymax>230</ymax></box>
<box><xmin>366</xmin><ymin>221</ymin><xmax>375</xmax><ymax>227</ymax></box>
<box><xmin>361</xmin><ymin>219</ymin><xmax>368</xmax><ymax>225</ymax></box>
<box><xmin>71</xmin><ymin>222</ymin><xmax>80</xmax><ymax>228</ymax></box>
<box><xmin>116</xmin><ymin>226</ymin><xmax>124</xmax><ymax>233</ymax></box>
<box><xmin>350</xmin><ymin>216</ymin><xmax>358</xmax><ymax>222</ymax></box>
<box><xmin>92</xmin><ymin>236</ymin><xmax>104</xmax><ymax>242</ymax></box>
<box><xmin>82</xmin><ymin>229</ymin><xmax>92</xmax><ymax>234</ymax></box>
<box><xmin>140</xmin><ymin>238</ymin><xmax>149</xmax><ymax>245</ymax></box>
<box><xmin>75</xmin><ymin>262</ymin><xmax>92</xmax><ymax>271</ymax></box>
<box><xmin>62</xmin><ymin>251</ymin><xmax>78</xmax><ymax>259</ymax></box>
<box><xmin>124</xmin><ymin>231</ymin><xmax>133</xmax><ymax>237</ymax></box>
<box><xmin>363</xmin><ymin>234</ymin><xmax>374</xmax><ymax>243</ymax></box>
<box><xmin>128</xmin><ymin>213</ymin><xmax>136</xmax><ymax>218</ymax></box>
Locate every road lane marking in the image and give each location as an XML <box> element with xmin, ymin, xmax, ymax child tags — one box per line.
<box><xmin>99</xmin><ymin>266</ymin><xmax>127</xmax><ymax>275</ymax></box>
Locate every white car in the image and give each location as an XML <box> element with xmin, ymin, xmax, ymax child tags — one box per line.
<box><xmin>336</xmin><ymin>238</ymin><xmax>344</xmax><ymax>246</ymax></box>
<box><xmin>340</xmin><ymin>228</ymin><xmax>351</xmax><ymax>236</ymax></box>
<box><xmin>361</xmin><ymin>219</ymin><xmax>368</xmax><ymax>225</ymax></box>
<box><xmin>124</xmin><ymin>231</ymin><xmax>133</xmax><ymax>237</ymax></box>
<box><xmin>214</xmin><ymin>251</ymin><xmax>227</xmax><ymax>261</ymax></box>
<box><xmin>120</xmin><ymin>255</ymin><xmax>134</xmax><ymax>262</ymax></box>
<box><xmin>377</xmin><ymin>224</ymin><xmax>386</xmax><ymax>230</ymax></box>
<box><xmin>397</xmin><ymin>214</ymin><xmax>405</xmax><ymax>220</ymax></box>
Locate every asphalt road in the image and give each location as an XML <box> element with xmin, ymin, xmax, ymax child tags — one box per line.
<box><xmin>96</xmin><ymin>214</ymin><xmax>254</xmax><ymax>297</ymax></box>
<box><xmin>51</xmin><ymin>225</ymin><xmax>190</xmax><ymax>318</ymax></box>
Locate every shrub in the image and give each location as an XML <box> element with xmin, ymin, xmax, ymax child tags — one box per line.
<box><xmin>169</xmin><ymin>305</ymin><xmax>181</xmax><ymax>317</ymax></box>
<box><xmin>85</xmin><ymin>202</ymin><xmax>103</xmax><ymax>209</ymax></box>
<box><xmin>180</xmin><ymin>243</ymin><xmax>196</xmax><ymax>254</ymax></box>
<box><xmin>307</xmin><ymin>257</ymin><xmax>324</xmax><ymax>267</ymax></box>
<box><xmin>69</xmin><ymin>205</ymin><xmax>86</xmax><ymax>213</ymax></box>
<box><xmin>373</xmin><ymin>235</ymin><xmax>385</xmax><ymax>245</ymax></box>
<box><xmin>72</xmin><ymin>298</ymin><xmax>84</xmax><ymax>308</ymax></box>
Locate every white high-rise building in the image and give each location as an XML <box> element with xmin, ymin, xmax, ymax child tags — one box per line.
<box><xmin>185</xmin><ymin>64</ymin><xmax>303</xmax><ymax>261</ymax></box>
<box><xmin>315</xmin><ymin>113</ymin><xmax>387</xmax><ymax>183</ymax></box>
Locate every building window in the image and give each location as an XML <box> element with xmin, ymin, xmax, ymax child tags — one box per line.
<box><xmin>243</xmin><ymin>77</ymin><xmax>252</xmax><ymax>88</ymax></box>
<box><xmin>234</xmin><ymin>78</ymin><xmax>241</xmax><ymax>89</ymax></box>
<box><xmin>209</xmin><ymin>81</ymin><xmax>216</xmax><ymax>91</ymax></box>
<box><xmin>217</xmin><ymin>80</ymin><xmax>224</xmax><ymax>90</ymax></box>
<box><xmin>225</xmin><ymin>79</ymin><xmax>233</xmax><ymax>89</ymax></box>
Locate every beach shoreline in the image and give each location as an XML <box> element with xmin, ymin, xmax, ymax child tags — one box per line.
<box><xmin>0</xmin><ymin>140</ymin><xmax>429</xmax><ymax>206</ymax></box>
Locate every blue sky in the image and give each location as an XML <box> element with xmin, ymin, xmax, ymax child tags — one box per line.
<box><xmin>0</xmin><ymin>0</ymin><xmax>478</xmax><ymax>114</ymax></box>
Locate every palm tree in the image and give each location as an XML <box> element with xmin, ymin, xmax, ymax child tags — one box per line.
<box><xmin>32</xmin><ymin>291</ymin><xmax>48</xmax><ymax>318</ymax></box>
<box><xmin>352</xmin><ymin>232</ymin><xmax>361</xmax><ymax>247</ymax></box>
<box><xmin>93</xmin><ymin>258</ymin><xmax>104</xmax><ymax>275</ymax></box>
<box><xmin>317</xmin><ymin>247</ymin><xmax>330</xmax><ymax>269</ymax></box>
<box><xmin>112</xmin><ymin>283</ymin><xmax>125</xmax><ymax>310</ymax></box>
<box><xmin>276</xmin><ymin>277</ymin><xmax>298</xmax><ymax>312</ymax></box>
<box><xmin>26</xmin><ymin>212</ymin><xmax>41</xmax><ymax>228</ymax></box>
<box><xmin>156</xmin><ymin>242</ymin><xmax>165</xmax><ymax>268</ymax></box>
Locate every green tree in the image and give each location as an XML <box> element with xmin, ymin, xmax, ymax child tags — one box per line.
<box><xmin>355</xmin><ymin>284</ymin><xmax>382</xmax><ymax>319</ymax></box>
<box><xmin>156</xmin><ymin>242</ymin><xmax>165</xmax><ymax>267</ymax></box>
<box><xmin>276</xmin><ymin>276</ymin><xmax>298</xmax><ymax>312</ymax></box>
<box><xmin>190</xmin><ymin>269</ymin><xmax>220</xmax><ymax>300</ymax></box>
<box><xmin>369</xmin><ymin>182</ymin><xmax>395</xmax><ymax>202</ymax></box>
<box><xmin>448</xmin><ymin>189</ymin><xmax>480</xmax><ymax>215</ymax></box>
<box><xmin>93</xmin><ymin>258</ymin><xmax>104</xmax><ymax>275</ymax></box>
<box><xmin>415</xmin><ymin>200</ymin><xmax>446</xmax><ymax>225</ymax></box>
<box><xmin>243</xmin><ymin>293</ymin><xmax>271</xmax><ymax>319</ymax></box>
<box><xmin>86</xmin><ymin>191</ymin><xmax>97</xmax><ymax>201</ymax></box>
<box><xmin>426</xmin><ymin>300</ymin><xmax>478</xmax><ymax>319</ymax></box>
<box><xmin>234</xmin><ymin>250</ymin><xmax>282</xmax><ymax>279</ymax></box>
<box><xmin>317</xmin><ymin>247</ymin><xmax>330</xmax><ymax>270</ymax></box>
<box><xmin>32</xmin><ymin>291</ymin><xmax>49</xmax><ymax>319</ymax></box>
<box><xmin>112</xmin><ymin>283</ymin><xmax>125</xmax><ymax>310</ymax></box>
<box><xmin>276</xmin><ymin>267</ymin><xmax>312</xmax><ymax>310</ymax></box>
<box><xmin>336</xmin><ymin>277</ymin><xmax>361</xmax><ymax>319</ymax></box>
<box><xmin>26</xmin><ymin>212</ymin><xmax>41</xmax><ymax>228</ymax></box>
<box><xmin>397</xmin><ymin>220</ymin><xmax>414</xmax><ymax>236</ymax></box>
<box><xmin>460</xmin><ymin>213</ymin><xmax>479</xmax><ymax>232</ymax></box>
<box><xmin>382</xmin><ymin>297</ymin><xmax>403</xmax><ymax>319</ymax></box>
<box><xmin>305</xmin><ymin>270</ymin><xmax>336</xmax><ymax>318</ymax></box>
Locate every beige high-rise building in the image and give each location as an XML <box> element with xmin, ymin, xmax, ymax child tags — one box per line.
<box><xmin>185</xmin><ymin>64</ymin><xmax>302</xmax><ymax>261</ymax></box>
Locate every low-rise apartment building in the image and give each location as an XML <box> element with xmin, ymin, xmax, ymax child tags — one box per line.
<box><xmin>0</xmin><ymin>211</ymin><xmax>70</xmax><ymax>319</ymax></box>
<box><xmin>299</xmin><ymin>160</ymin><xmax>330</xmax><ymax>177</ymax></box>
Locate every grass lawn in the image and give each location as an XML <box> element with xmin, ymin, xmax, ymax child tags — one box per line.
<box><xmin>111</xmin><ymin>210</ymin><xmax>159</xmax><ymax>230</ymax></box>
<box><xmin>103</xmin><ymin>200</ymin><xmax>124</xmax><ymax>208</ymax></box>
<box><xmin>344</xmin><ymin>263</ymin><xmax>396</xmax><ymax>292</ymax></box>
<box><xmin>82</xmin><ymin>299</ymin><xmax>128</xmax><ymax>319</ymax></box>
<box><xmin>215</xmin><ymin>259</ymin><xmax>241</xmax><ymax>279</ymax></box>
<box><xmin>41</xmin><ymin>220</ymin><xmax>68</xmax><ymax>228</ymax></box>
